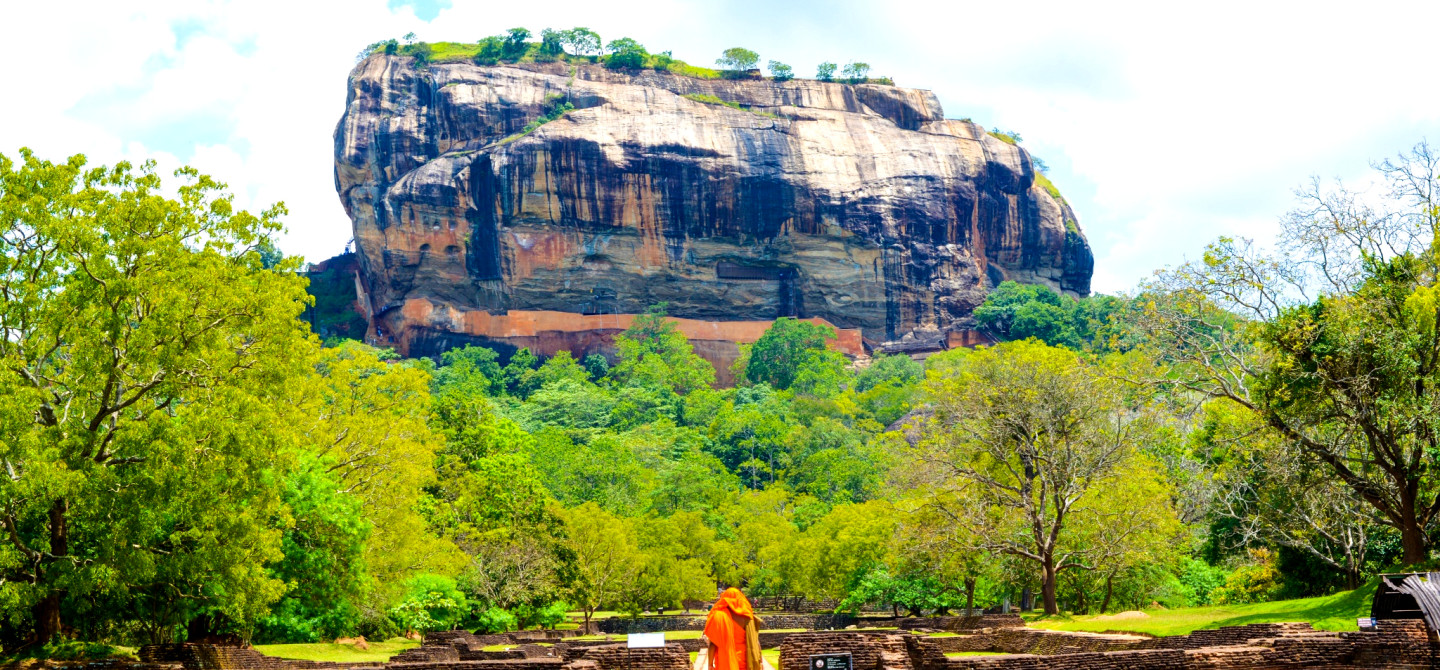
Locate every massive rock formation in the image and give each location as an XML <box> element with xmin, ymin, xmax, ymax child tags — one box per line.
<box><xmin>333</xmin><ymin>55</ymin><xmax>1093</xmax><ymax>360</ymax></box>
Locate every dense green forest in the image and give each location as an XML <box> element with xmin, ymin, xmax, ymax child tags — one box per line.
<box><xmin>5</xmin><ymin>142</ymin><xmax>1440</xmax><ymax>655</ymax></box>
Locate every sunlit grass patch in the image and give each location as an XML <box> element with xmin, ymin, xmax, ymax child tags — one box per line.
<box><xmin>255</xmin><ymin>638</ymin><xmax>419</xmax><ymax>663</ymax></box>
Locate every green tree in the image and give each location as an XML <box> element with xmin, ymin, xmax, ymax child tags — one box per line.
<box><xmin>504</xmin><ymin>347</ymin><xmax>542</xmax><ymax>397</ymax></box>
<box><xmin>503</xmin><ymin>27</ymin><xmax>531</xmax><ymax>61</ymax></box>
<box><xmin>745</xmin><ymin>318</ymin><xmax>836</xmax><ymax>390</ymax></box>
<box><xmin>610</xmin><ymin>304</ymin><xmax>715</xmax><ymax>394</ymax></box>
<box><xmin>816</xmin><ymin>62</ymin><xmax>837</xmax><ymax>81</ymax></box>
<box><xmin>562</xmin><ymin>503</ymin><xmax>640</xmax><ymax>629</ymax></box>
<box><xmin>910</xmin><ymin>341</ymin><xmax>1159</xmax><ymax>614</ymax></box>
<box><xmin>1134</xmin><ymin>143</ymin><xmax>1440</xmax><ymax>564</ymax></box>
<box><xmin>0</xmin><ymin>150</ymin><xmax>315</xmax><ymax>643</ymax></box>
<box><xmin>840</xmin><ymin>62</ymin><xmax>870</xmax><ymax>83</ymax></box>
<box><xmin>306</xmin><ymin>342</ymin><xmax>460</xmax><ymax>610</ymax></box>
<box><xmin>767</xmin><ymin>61</ymin><xmax>794</xmax><ymax>81</ymax></box>
<box><xmin>538</xmin><ymin>28</ymin><xmax>565</xmax><ymax>59</ymax></box>
<box><xmin>255</xmin><ymin>462</ymin><xmax>369</xmax><ymax>643</ymax></box>
<box><xmin>784</xmin><ymin>501</ymin><xmax>896</xmax><ymax>599</ymax></box>
<box><xmin>474</xmin><ymin>36</ymin><xmax>504</xmax><ymax>65</ymax></box>
<box><xmin>716</xmin><ymin>47</ymin><xmax>760</xmax><ymax>75</ymax></box>
<box><xmin>604</xmin><ymin>38</ymin><xmax>648</xmax><ymax>70</ymax></box>
<box><xmin>560</xmin><ymin>27</ymin><xmax>602</xmax><ymax>59</ymax></box>
<box><xmin>624</xmin><ymin>516</ymin><xmax>714</xmax><ymax>614</ymax></box>
<box><xmin>534</xmin><ymin>351</ymin><xmax>591</xmax><ymax>388</ymax></box>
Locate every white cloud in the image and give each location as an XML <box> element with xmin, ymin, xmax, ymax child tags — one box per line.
<box><xmin>4</xmin><ymin>0</ymin><xmax>1440</xmax><ymax>294</ymax></box>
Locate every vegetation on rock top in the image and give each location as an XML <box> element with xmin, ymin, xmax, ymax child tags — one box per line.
<box><xmin>358</xmin><ymin>29</ymin><xmax>894</xmax><ymax>85</ymax></box>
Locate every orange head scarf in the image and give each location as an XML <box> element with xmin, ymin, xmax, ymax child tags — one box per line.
<box><xmin>704</xmin><ymin>588</ymin><xmax>760</xmax><ymax>670</ymax></box>
<box><xmin>711</xmin><ymin>588</ymin><xmax>755</xmax><ymax>620</ymax></box>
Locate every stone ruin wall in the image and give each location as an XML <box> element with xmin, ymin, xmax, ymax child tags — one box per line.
<box><xmin>112</xmin><ymin>618</ymin><xmax>1440</xmax><ymax>670</ymax></box>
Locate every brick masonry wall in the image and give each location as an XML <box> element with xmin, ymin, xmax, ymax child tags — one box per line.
<box><xmin>777</xmin><ymin>633</ymin><xmax>930</xmax><ymax>670</ymax></box>
<box><xmin>577</xmin><ymin>644</ymin><xmax>690</xmax><ymax>670</ymax></box>
<box><xmin>937</xmin><ymin>619</ymin><xmax>1439</xmax><ymax>670</ymax></box>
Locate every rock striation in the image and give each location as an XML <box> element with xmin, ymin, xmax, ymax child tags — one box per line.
<box><xmin>334</xmin><ymin>55</ymin><xmax>1094</xmax><ymax>358</ymax></box>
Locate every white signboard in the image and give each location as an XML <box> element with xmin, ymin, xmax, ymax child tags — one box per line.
<box><xmin>628</xmin><ymin>633</ymin><xmax>666</xmax><ymax>648</ymax></box>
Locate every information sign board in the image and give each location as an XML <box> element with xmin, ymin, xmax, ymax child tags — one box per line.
<box><xmin>628</xmin><ymin>633</ymin><xmax>666</xmax><ymax>648</ymax></box>
<box><xmin>809</xmin><ymin>654</ymin><xmax>852</xmax><ymax>670</ymax></box>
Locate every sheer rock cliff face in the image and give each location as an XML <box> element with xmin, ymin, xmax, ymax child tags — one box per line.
<box><xmin>334</xmin><ymin>56</ymin><xmax>1094</xmax><ymax>354</ymax></box>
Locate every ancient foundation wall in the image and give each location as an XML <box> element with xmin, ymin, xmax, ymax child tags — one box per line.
<box><xmin>576</xmin><ymin>644</ymin><xmax>689</xmax><ymax>670</ymax></box>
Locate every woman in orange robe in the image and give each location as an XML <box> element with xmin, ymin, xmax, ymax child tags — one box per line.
<box><xmin>703</xmin><ymin>588</ymin><xmax>764</xmax><ymax>670</ymax></box>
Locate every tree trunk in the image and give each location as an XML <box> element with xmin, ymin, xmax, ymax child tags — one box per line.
<box><xmin>1345</xmin><ymin>567</ymin><xmax>1360</xmax><ymax>591</ymax></box>
<box><xmin>964</xmin><ymin>578</ymin><xmax>976</xmax><ymax>615</ymax></box>
<box><xmin>1041</xmin><ymin>558</ymin><xmax>1059</xmax><ymax>615</ymax></box>
<box><xmin>1400</xmin><ymin>517</ymin><xmax>1428</xmax><ymax>565</ymax></box>
<box><xmin>34</xmin><ymin>498</ymin><xmax>69</xmax><ymax>645</ymax></box>
<box><xmin>1099</xmin><ymin>573</ymin><xmax>1114</xmax><ymax>614</ymax></box>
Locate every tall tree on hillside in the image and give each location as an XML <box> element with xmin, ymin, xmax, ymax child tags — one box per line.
<box><xmin>1136</xmin><ymin>142</ymin><xmax>1440</xmax><ymax>564</ymax></box>
<box><xmin>610</xmin><ymin>304</ymin><xmax>715</xmax><ymax>394</ymax></box>
<box><xmin>0</xmin><ymin>150</ymin><xmax>316</xmax><ymax>644</ymax></box>
<box><xmin>744</xmin><ymin>317</ymin><xmax>835</xmax><ymax>390</ymax></box>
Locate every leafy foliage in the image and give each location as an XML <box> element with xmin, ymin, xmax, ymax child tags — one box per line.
<box><xmin>716</xmin><ymin>47</ymin><xmax>760</xmax><ymax>75</ymax></box>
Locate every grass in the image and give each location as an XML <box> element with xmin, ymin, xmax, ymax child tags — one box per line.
<box><xmin>367</xmin><ymin>41</ymin><xmax>722</xmax><ymax>79</ymax></box>
<box><xmin>254</xmin><ymin>638</ymin><xmax>419</xmax><ymax>663</ymax></box>
<box><xmin>987</xmin><ymin>129</ymin><xmax>1022</xmax><ymax>145</ymax></box>
<box><xmin>1034</xmin><ymin>172</ymin><xmax>1064</xmax><ymax>203</ymax></box>
<box><xmin>1027</xmin><ymin>581</ymin><xmax>1375</xmax><ymax>637</ymax></box>
<box><xmin>945</xmin><ymin>652</ymin><xmax>1007</xmax><ymax>657</ymax></box>
<box><xmin>682</xmin><ymin>93</ymin><xmax>779</xmax><ymax>119</ymax></box>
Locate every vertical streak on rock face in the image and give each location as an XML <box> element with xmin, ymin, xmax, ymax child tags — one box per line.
<box><xmin>334</xmin><ymin>57</ymin><xmax>1095</xmax><ymax>349</ymax></box>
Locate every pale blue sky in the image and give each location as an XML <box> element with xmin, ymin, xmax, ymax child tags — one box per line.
<box><xmin>5</xmin><ymin>0</ymin><xmax>1438</xmax><ymax>294</ymax></box>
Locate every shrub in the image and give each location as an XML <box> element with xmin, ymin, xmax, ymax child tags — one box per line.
<box><xmin>474</xmin><ymin>607</ymin><xmax>518</xmax><ymax>634</ymax></box>
<box><xmin>649</xmin><ymin>51</ymin><xmax>676</xmax><ymax>72</ymax></box>
<box><xmin>767</xmin><ymin>60</ymin><xmax>794</xmax><ymax>82</ymax></box>
<box><xmin>404</xmin><ymin>42</ymin><xmax>433</xmax><ymax>65</ymax></box>
<box><xmin>1210</xmin><ymin>548</ymin><xmax>1284</xmax><ymax>604</ymax></box>
<box><xmin>389</xmin><ymin>574</ymin><xmax>470</xmax><ymax>633</ymax></box>
<box><xmin>816</xmin><ymin>61</ymin><xmax>837</xmax><ymax>81</ymax></box>
<box><xmin>1176</xmin><ymin>557</ymin><xmax>1228</xmax><ymax>606</ymax></box>
<box><xmin>988</xmin><ymin>128</ymin><xmax>1022</xmax><ymax>145</ymax></box>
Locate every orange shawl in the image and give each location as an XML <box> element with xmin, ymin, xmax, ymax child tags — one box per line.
<box><xmin>704</xmin><ymin>589</ymin><xmax>763</xmax><ymax>670</ymax></box>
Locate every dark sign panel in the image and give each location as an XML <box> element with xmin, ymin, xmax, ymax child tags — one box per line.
<box><xmin>808</xmin><ymin>654</ymin><xmax>852</xmax><ymax>670</ymax></box>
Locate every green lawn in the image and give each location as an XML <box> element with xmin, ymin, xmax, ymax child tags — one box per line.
<box><xmin>256</xmin><ymin>638</ymin><xmax>419</xmax><ymax>663</ymax></box>
<box><xmin>1027</xmin><ymin>581</ymin><xmax>1375</xmax><ymax>637</ymax></box>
